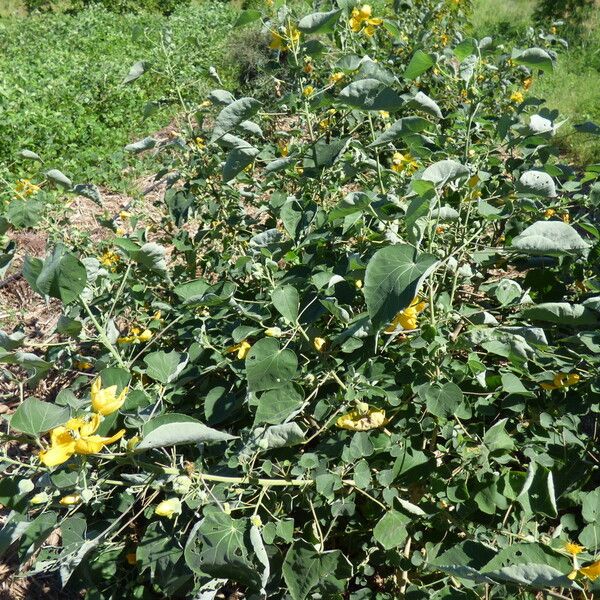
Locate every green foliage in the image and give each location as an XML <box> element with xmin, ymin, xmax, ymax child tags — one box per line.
<box><xmin>1</xmin><ymin>0</ymin><xmax>600</xmax><ymax>599</ymax></box>
<box><xmin>0</xmin><ymin>2</ymin><xmax>237</xmax><ymax>184</ymax></box>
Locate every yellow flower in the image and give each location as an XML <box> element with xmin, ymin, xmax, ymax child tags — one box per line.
<box><xmin>391</xmin><ymin>152</ymin><xmax>418</xmax><ymax>175</ymax></box>
<box><xmin>265</xmin><ymin>327</ymin><xmax>282</xmax><ymax>338</ymax></box>
<box><xmin>337</xmin><ymin>406</ymin><xmax>388</xmax><ymax>431</ymax></box>
<box><xmin>564</xmin><ymin>541</ymin><xmax>585</xmax><ymax>555</ymax></box>
<box><xmin>74</xmin><ymin>360</ymin><xmax>93</xmax><ymax>370</ymax></box>
<box><xmin>119</xmin><ymin>210</ymin><xmax>131</xmax><ymax>220</ymax></box>
<box><xmin>385</xmin><ymin>298</ymin><xmax>427</xmax><ymax>333</ymax></box>
<box><xmin>15</xmin><ymin>178</ymin><xmax>41</xmax><ymax>197</ymax></box>
<box><xmin>303</xmin><ymin>85</ymin><xmax>315</xmax><ymax>97</ymax></box>
<box><xmin>540</xmin><ymin>372</ymin><xmax>580</xmax><ymax>391</ymax></box>
<box><xmin>194</xmin><ymin>137</ymin><xmax>206</xmax><ymax>150</ymax></box>
<box><xmin>510</xmin><ymin>90</ymin><xmax>524</xmax><ymax>104</ymax></box>
<box><xmin>544</xmin><ymin>208</ymin><xmax>556</xmax><ymax>219</ymax></box>
<box><xmin>303</xmin><ymin>61</ymin><xmax>314</xmax><ymax>74</ymax></box>
<box><xmin>59</xmin><ymin>494</ymin><xmax>81</xmax><ymax>506</ymax></box>
<box><xmin>127</xmin><ymin>436</ymin><xmax>140</xmax><ymax>452</ymax></box>
<box><xmin>329</xmin><ymin>72</ymin><xmax>345</xmax><ymax>84</ymax></box>
<box><xmin>349</xmin><ymin>5</ymin><xmax>382</xmax><ymax>35</ymax></box>
<box><xmin>313</xmin><ymin>337</ymin><xmax>327</xmax><ymax>352</ymax></box>
<box><xmin>152</xmin><ymin>310</ymin><xmax>162</xmax><ymax>321</ymax></box>
<box><xmin>137</xmin><ymin>329</ymin><xmax>153</xmax><ymax>343</ymax></box>
<box><xmin>250</xmin><ymin>514</ymin><xmax>263</xmax><ymax>528</ymax></box>
<box><xmin>278</xmin><ymin>141</ymin><xmax>289</xmax><ymax>157</ymax></box>
<box><xmin>379</xmin><ymin>110</ymin><xmax>390</xmax><ymax>119</ymax></box>
<box><xmin>562</xmin><ymin>212</ymin><xmax>570</xmax><ymax>223</ymax></box>
<box><xmin>435</xmin><ymin>226</ymin><xmax>446</xmax><ymax>234</ymax></box>
<box><xmin>523</xmin><ymin>77</ymin><xmax>533</xmax><ymax>90</ymax></box>
<box><xmin>91</xmin><ymin>377</ymin><xmax>128</xmax><ymax>416</ymax></box>
<box><xmin>355</xmin><ymin>279</ymin><xmax>363</xmax><ymax>289</ymax></box>
<box><xmin>269</xmin><ymin>31</ymin><xmax>285</xmax><ymax>50</ymax></box>
<box><xmin>226</xmin><ymin>340</ymin><xmax>252</xmax><ymax>360</ymax></box>
<box><xmin>550</xmin><ymin>25</ymin><xmax>557</xmax><ymax>35</ymax></box>
<box><xmin>30</xmin><ymin>492</ymin><xmax>49</xmax><ymax>505</ymax></box>
<box><xmin>155</xmin><ymin>498</ymin><xmax>182</xmax><ymax>518</ymax></box>
<box><xmin>99</xmin><ymin>250</ymin><xmax>120</xmax><ymax>268</ymax></box>
<box><xmin>577</xmin><ymin>560</ymin><xmax>600</xmax><ymax>581</ymax></box>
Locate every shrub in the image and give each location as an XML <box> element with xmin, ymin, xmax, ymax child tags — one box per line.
<box><xmin>1</xmin><ymin>1</ymin><xmax>600</xmax><ymax>599</ymax></box>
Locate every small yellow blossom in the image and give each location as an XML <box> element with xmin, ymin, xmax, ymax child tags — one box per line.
<box><xmin>550</xmin><ymin>26</ymin><xmax>557</xmax><ymax>35</ymax></box>
<box><xmin>250</xmin><ymin>514</ymin><xmax>263</xmax><ymax>528</ymax></box>
<box><xmin>91</xmin><ymin>377</ymin><xmax>128</xmax><ymax>416</ymax></box>
<box><xmin>303</xmin><ymin>85</ymin><xmax>315</xmax><ymax>97</ymax></box>
<box><xmin>155</xmin><ymin>498</ymin><xmax>182</xmax><ymax>518</ymax></box>
<box><xmin>59</xmin><ymin>494</ymin><xmax>81</xmax><ymax>506</ymax></box>
<box><xmin>137</xmin><ymin>329</ymin><xmax>153</xmax><ymax>343</ymax></box>
<box><xmin>562</xmin><ymin>212</ymin><xmax>570</xmax><ymax>223</ymax></box>
<box><xmin>391</xmin><ymin>152</ymin><xmax>418</xmax><ymax>175</ymax></box>
<box><xmin>303</xmin><ymin>61</ymin><xmax>314</xmax><ymax>74</ymax></box>
<box><xmin>510</xmin><ymin>90</ymin><xmax>524</xmax><ymax>104</ymax></box>
<box><xmin>119</xmin><ymin>210</ymin><xmax>131</xmax><ymax>220</ymax></box>
<box><xmin>194</xmin><ymin>137</ymin><xmax>206</xmax><ymax>151</ymax></box>
<box><xmin>278</xmin><ymin>141</ymin><xmax>289</xmax><ymax>157</ymax></box>
<box><xmin>337</xmin><ymin>406</ymin><xmax>388</xmax><ymax>431</ymax></box>
<box><xmin>265</xmin><ymin>327</ymin><xmax>283</xmax><ymax>338</ymax></box>
<box><xmin>269</xmin><ymin>24</ymin><xmax>300</xmax><ymax>51</ymax></box>
<box><xmin>226</xmin><ymin>340</ymin><xmax>252</xmax><ymax>360</ymax></box>
<box><xmin>523</xmin><ymin>77</ymin><xmax>533</xmax><ymax>90</ymax></box>
<box><xmin>152</xmin><ymin>310</ymin><xmax>162</xmax><ymax>321</ymax></box>
<box><xmin>269</xmin><ymin>31</ymin><xmax>285</xmax><ymax>51</ymax></box>
<box><xmin>74</xmin><ymin>360</ymin><xmax>93</xmax><ymax>370</ymax></box>
<box><xmin>435</xmin><ymin>226</ymin><xmax>446</xmax><ymax>234</ymax></box>
<box><xmin>30</xmin><ymin>492</ymin><xmax>49</xmax><ymax>505</ymax></box>
<box><xmin>349</xmin><ymin>4</ymin><xmax>383</xmax><ymax>36</ymax></box>
<box><xmin>313</xmin><ymin>337</ymin><xmax>327</xmax><ymax>352</ymax></box>
<box><xmin>355</xmin><ymin>279</ymin><xmax>363</xmax><ymax>289</ymax></box>
<box><xmin>379</xmin><ymin>110</ymin><xmax>390</xmax><ymax>119</ymax></box>
<box><xmin>15</xmin><ymin>179</ymin><xmax>41</xmax><ymax>197</ymax></box>
<box><xmin>544</xmin><ymin>208</ymin><xmax>556</xmax><ymax>219</ymax></box>
<box><xmin>329</xmin><ymin>72</ymin><xmax>345</xmax><ymax>85</ymax></box>
<box><xmin>385</xmin><ymin>298</ymin><xmax>427</xmax><ymax>333</ymax></box>
<box><xmin>540</xmin><ymin>372</ymin><xmax>580</xmax><ymax>391</ymax></box>
<box><xmin>99</xmin><ymin>250</ymin><xmax>120</xmax><ymax>268</ymax></box>
<box><xmin>564</xmin><ymin>541</ymin><xmax>585</xmax><ymax>556</ymax></box>
<box><xmin>127</xmin><ymin>436</ymin><xmax>140</xmax><ymax>452</ymax></box>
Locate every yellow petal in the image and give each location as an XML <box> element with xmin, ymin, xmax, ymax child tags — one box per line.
<box><xmin>313</xmin><ymin>337</ymin><xmax>327</xmax><ymax>352</ymax></box>
<box><xmin>564</xmin><ymin>541</ymin><xmax>585</xmax><ymax>555</ymax></box>
<box><xmin>580</xmin><ymin>560</ymin><xmax>600</xmax><ymax>581</ymax></box>
<box><xmin>39</xmin><ymin>440</ymin><xmax>76</xmax><ymax>467</ymax></box>
<box><xmin>79</xmin><ymin>413</ymin><xmax>102</xmax><ymax>438</ymax></box>
<box><xmin>336</xmin><ymin>407</ymin><xmax>388</xmax><ymax>431</ymax></box>
<box><xmin>59</xmin><ymin>494</ymin><xmax>81</xmax><ymax>506</ymax></box>
<box><xmin>74</xmin><ymin>429</ymin><xmax>125</xmax><ymax>455</ymax></box>
<box><xmin>155</xmin><ymin>497</ymin><xmax>182</xmax><ymax>518</ymax></box>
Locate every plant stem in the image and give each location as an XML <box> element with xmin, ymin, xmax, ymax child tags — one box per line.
<box><xmin>81</xmin><ymin>297</ymin><xmax>126</xmax><ymax>369</ymax></box>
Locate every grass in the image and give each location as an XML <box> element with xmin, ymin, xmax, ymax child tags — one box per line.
<box><xmin>0</xmin><ymin>1</ymin><xmax>237</xmax><ymax>188</ymax></box>
<box><xmin>470</xmin><ymin>0</ymin><xmax>600</xmax><ymax>166</ymax></box>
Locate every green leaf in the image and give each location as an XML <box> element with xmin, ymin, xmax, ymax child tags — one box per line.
<box><xmin>298</xmin><ymin>9</ymin><xmax>341</xmax><ymax>33</ymax></box>
<box><xmin>453</xmin><ymin>38</ymin><xmax>478</xmax><ymax>61</ymax></box>
<box><xmin>409</xmin><ymin>91</ymin><xmax>443</xmax><ymax>119</ymax></box>
<box><xmin>7</xmin><ymin>199</ymin><xmax>43</xmax><ymax>228</ymax></box>
<box><xmin>253</xmin><ymin>422</ymin><xmax>305</xmax><ymax>450</ymax></box>
<box><xmin>328</xmin><ymin>191</ymin><xmax>374</xmax><ymax>220</ymax></box>
<box><xmin>488</xmin><ymin>564</ymin><xmax>580</xmax><ymax>590</ymax></box>
<box><xmin>283</xmin><ymin>540</ymin><xmax>352</xmax><ymax>600</ymax></box>
<box><xmin>421</xmin><ymin>159</ymin><xmax>469</xmax><ymax>187</ymax></box>
<box><xmin>338</xmin><ymin>79</ymin><xmax>403</xmax><ymax>111</ymax></box>
<box><xmin>246</xmin><ymin>338</ymin><xmax>298</xmax><ymax>392</ymax></box>
<box><xmin>424</xmin><ymin>382</ymin><xmax>464</xmax><ymax>419</ymax></box>
<box><xmin>364</xmin><ymin>244</ymin><xmax>438</xmax><ymax>330</ymax></box>
<box><xmin>10</xmin><ymin>398</ymin><xmax>70</xmax><ymax>436</ymax></box>
<box><xmin>223</xmin><ymin>144</ymin><xmax>259</xmax><ymax>181</ymax></box>
<box><xmin>45</xmin><ymin>169</ymin><xmax>72</xmax><ymax>188</ymax></box>
<box><xmin>255</xmin><ymin>383</ymin><xmax>304</xmax><ymax>425</ymax></box>
<box><xmin>185</xmin><ymin>510</ymin><xmax>262</xmax><ymax>590</ymax></box>
<box><xmin>373</xmin><ymin>510</ymin><xmax>410</xmax><ymax>549</ymax></box>
<box><xmin>272</xmin><ymin>285</ymin><xmax>299</xmax><ymax>323</ymax></box>
<box><xmin>34</xmin><ymin>245</ymin><xmax>87</xmax><ymax>304</ymax></box>
<box><xmin>517</xmin><ymin>463</ymin><xmax>558</xmax><ymax>518</ymax></box>
<box><xmin>511</xmin><ymin>221</ymin><xmax>590</xmax><ymax>255</ymax></box>
<box><xmin>403</xmin><ymin>49</ymin><xmax>435</xmax><ymax>80</ymax></box>
<box><xmin>73</xmin><ymin>183</ymin><xmax>101</xmax><ymax>205</ymax></box>
<box><xmin>234</xmin><ymin>9</ymin><xmax>261</xmax><ymax>27</ymax></box>
<box><xmin>523</xmin><ymin>302</ymin><xmax>599</xmax><ymax>325</ymax></box>
<box><xmin>124</xmin><ymin>136</ymin><xmax>157</xmax><ymax>153</ymax></box>
<box><xmin>211</xmin><ymin>97</ymin><xmax>261</xmax><ymax>142</ymax></box>
<box><xmin>517</xmin><ymin>170</ymin><xmax>556</xmax><ymax>197</ymax></box>
<box><xmin>483</xmin><ymin>418</ymin><xmax>515</xmax><ymax>453</ymax></box>
<box><xmin>122</xmin><ymin>60</ymin><xmax>147</xmax><ymax>84</ymax></box>
<box><xmin>513</xmin><ymin>47</ymin><xmax>554</xmax><ymax>74</ymax></box>
<box><xmin>137</xmin><ymin>413</ymin><xmax>235</xmax><ymax>451</ymax></box>
<box><xmin>369</xmin><ymin>116</ymin><xmax>432</xmax><ymax>147</ymax></box>
<box><xmin>134</xmin><ymin>242</ymin><xmax>167</xmax><ymax>274</ymax></box>
<box><xmin>143</xmin><ymin>350</ymin><xmax>188</xmax><ymax>384</ymax></box>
